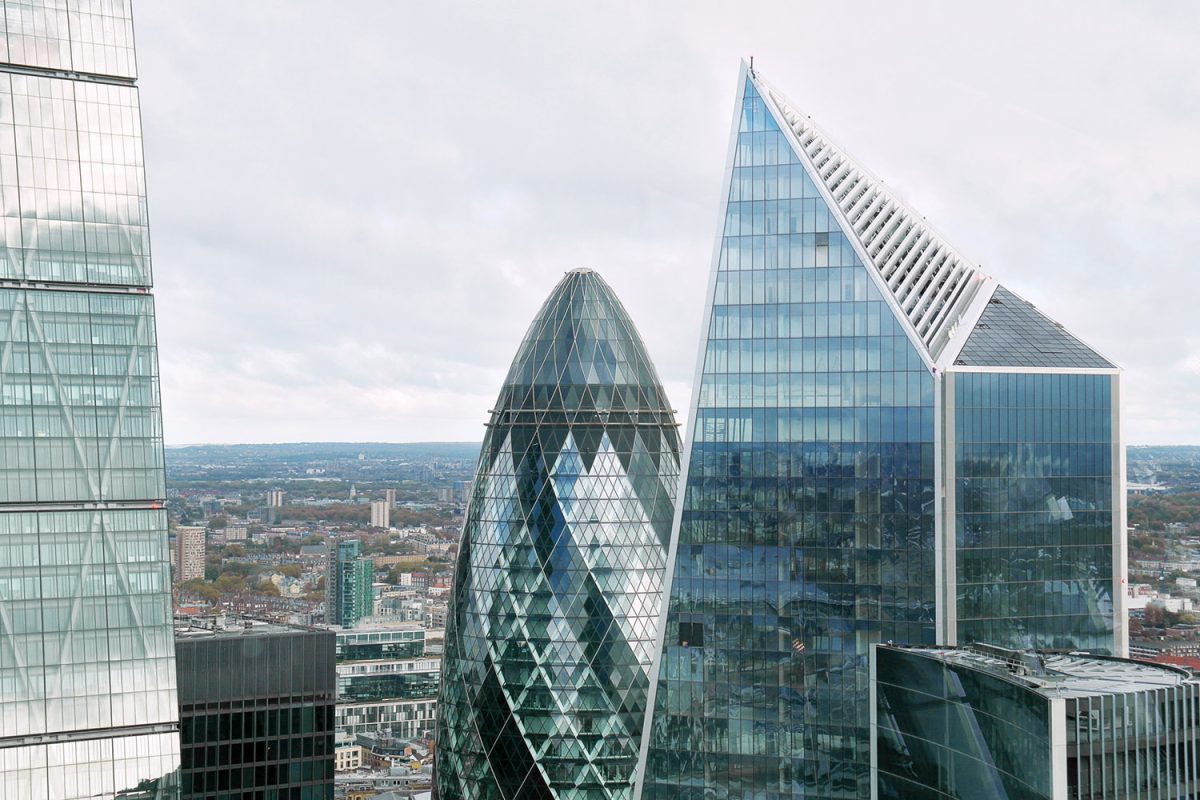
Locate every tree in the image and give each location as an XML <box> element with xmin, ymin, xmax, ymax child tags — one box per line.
<box><xmin>208</xmin><ymin>516</ymin><xmax>228</xmax><ymax>530</ymax></box>
<box><xmin>254</xmin><ymin>580</ymin><xmax>281</xmax><ymax>597</ymax></box>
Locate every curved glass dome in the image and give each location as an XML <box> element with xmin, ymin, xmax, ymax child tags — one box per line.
<box><xmin>435</xmin><ymin>269</ymin><xmax>680</xmax><ymax>800</ymax></box>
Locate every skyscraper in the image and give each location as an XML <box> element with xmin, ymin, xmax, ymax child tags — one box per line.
<box><xmin>435</xmin><ymin>269</ymin><xmax>681</xmax><ymax>800</ymax></box>
<box><xmin>638</xmin><ymin>64</ymin><xmax>1122</xmax><ymax>800</ymax></box>
<box><xmin>327</xmin><ymin>539</ymin><xmax>375</xmax><ymax>627</ymax></box>
<box><xmin>0</xmin><ymin>2</ymin><xmax>181</xmax><ymax>798</ymax></box>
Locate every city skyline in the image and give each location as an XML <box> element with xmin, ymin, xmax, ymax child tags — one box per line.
<box><xmin>135</xmin><ymin>2</ymin><xmax>1200</xmax><ymax>446</ymax></box>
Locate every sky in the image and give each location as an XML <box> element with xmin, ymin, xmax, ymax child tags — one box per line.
<box><xmin>135</xmin><ymin>1</ymin><xmax>1200</xmax><ymax>446</ymax></box>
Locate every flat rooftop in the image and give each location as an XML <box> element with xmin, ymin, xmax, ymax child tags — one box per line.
<box><xmin>174</xmin><ymin>615</ymin><xmax>324</xmax><ymax>640</ymax></box>
<box><xmin>881</xmin><ymin>644</ymin><xmax>1195</xmax><ymax>699</ymax></box>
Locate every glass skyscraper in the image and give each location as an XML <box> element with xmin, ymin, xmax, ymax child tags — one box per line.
<box><xmin>638</xmin><ymin>64</ymin><xmax>1123</xmax><ymax>800</ymax></box>
<box><xmin>436</xmin><ymin>269</ymin><xmax>680</xmax><ymax>800</ymax></box>
<box><xmin>326</xmin><ymin>538</ymin><xmax>374</xmax><ymax>627</ymax></box>
<box><xmin>0</xmin><ymin>2</ymin><xmax>179</xmax><ymax>798</ymax></box>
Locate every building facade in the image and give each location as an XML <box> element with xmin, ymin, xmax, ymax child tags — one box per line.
<box><xmin>175</xmin><ymin>619</ymin><xmax>336</xmax><ymax>800</ymax></box>
<box><xmin>175</xmin><ymin>525</ymin><xmax>206</xmax><ymax>583</ymax></box>
<box><xmin>327</xmin><ymin>538</ymin><xmax>375</xmax><ymax>626</ymax></box>
<box><xmin>370</xmin><ymin>500</ymin><xmax>390</xmax><ymax>529</ymax></box>
<box><xmin>335</xmin><ymin>625</ymin><xmax>440</xmax><ymax>739</ymax></box>
<box><xmin>436</xmin><ymin>269</ymin><xmax>681</xmax><ymax>800</ymax></box>
<box><xmin>637</xmin><ymin>64</ymin><xmax>1123</xmax><ymax>800</ymax></box>
<box><xmin>0</xmin><ymin>2</ymin><xmax>181</xmax><ymax>797</ymax></box>
<box><xmin>873</xmin><ymin>644</ymin><xmax>1200</xmax><ymax>799</ymax></box>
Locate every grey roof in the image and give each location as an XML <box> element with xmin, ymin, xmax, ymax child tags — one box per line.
<box><xmin>888</xmin><ymin>645</ymin><xmax>1193</xmax><ymax>699</ymax></box>
<box><xmin>954</xmin><ymin>285</ymin><xmax>1115</xmax><ymax>369</ymax></box>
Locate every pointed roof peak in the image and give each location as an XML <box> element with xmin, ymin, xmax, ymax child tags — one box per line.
<box><xmin>747</xmin><ymin>69</ymin><xmax>996</xmax><ymax>366</ymax></box>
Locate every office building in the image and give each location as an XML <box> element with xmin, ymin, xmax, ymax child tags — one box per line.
<box><xmin>873</xmin><ymin>644</ymin><xmax>1200</xmax><ymax>799</ymax></box>
<box><xmin>0</xmin><ymin>2</ymin><xmax>181</xmax><ymax>797</ymax></box>
<box><xmin>327</xmin><ymin>538</ymin><xmax>375</xmax><ymax>627</ymax></box>
<box><xmin>335</xmin><ymin>625</ymin><xmax>440</xmax><ymax>739</ymax></box>
<box><xmin>638</xmin><ymin>64</ymin><xmax>1123</xmax><ymax>800</ymax></box>
<box><xmin>176</xmin><ymin>617</ymin><xmax>336</xmax><ymax>800</ymax></box>
<box><xmin>370</xmin><ymin>499</ymin><xmax>390</xmax><ymax>529</ymax></box>
<box><xmin>175</xmin><ymin>525</ymin><xmax>207</xmax><ymax>583</ymax></box>
<box><xmin>436</xmin><ymin>269</ymin><xmax>681</xmax><ymax>800</ymax></box>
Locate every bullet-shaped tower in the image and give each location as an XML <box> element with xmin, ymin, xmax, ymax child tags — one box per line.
<box><xmin>436</xmin><ymin>269</ymin><xmax>681</xmax><ymax>800</ymax></box>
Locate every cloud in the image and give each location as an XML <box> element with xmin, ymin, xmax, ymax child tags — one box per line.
<box><xmin>136</xmin><ymin>1</ymin><xmax>1200</xmax><ymax>444</ymax></box>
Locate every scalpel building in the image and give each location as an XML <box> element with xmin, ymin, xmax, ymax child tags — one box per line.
<box><xmin>436</xmin><ymin>269</ymin><xmax>680</xmax><ymax>800</ymax></box>
<box><xmin>637</xmin><ymin>64</ymin><xmax>1124</xmax><ymax>800</ymax></box>
<box><xmin>0</xmin><ymin>2</ymin><xmax>179</xmax><ymax>798</ymax></box>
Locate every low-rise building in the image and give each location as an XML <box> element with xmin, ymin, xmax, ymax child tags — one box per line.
<box><xmin>334</xmin><ymin>624</ymin><xmax>440</xmax><ymax>740</ymax></box>
<box><xmin>873</xmin><ymin>643</ymin><xmax>1200</xmax><ymax>798</ymax></box>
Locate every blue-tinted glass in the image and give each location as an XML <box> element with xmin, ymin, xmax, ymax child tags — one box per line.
<box><xmin>642</xmin><ymin>78</ymin><xmax>935</xmax><ymax>800</ymax></box>
<box><xmin>954</xmin><ymin>372</ymin><xmax>1115</xmax><ymax>652</ymax></box>
<box><xmin>874</xmin><ymin>647</ymin><xmax>1052</xmax><ymax>799</ymax></box>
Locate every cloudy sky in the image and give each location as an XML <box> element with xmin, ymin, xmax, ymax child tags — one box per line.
<box><xmin>136</xmin><ymin>2</ymin><xmax>1200</xmax><ymax>446</ymax></box>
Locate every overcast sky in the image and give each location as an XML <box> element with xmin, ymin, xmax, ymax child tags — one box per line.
<box><xmin>136</xmin><ymin>1</ymin><xmax>1200</xmax><ymax>446</ymax></box>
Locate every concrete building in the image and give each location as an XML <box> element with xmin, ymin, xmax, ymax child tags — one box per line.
<box><xmin>175</xmin><ymin>525</ymin><xmax>207</xmax><ymax>583</ymax></box>
<box><xmin>370</xmin><ymin>500</ymin><xmax>391</xmax><ymax>529</ymax></box>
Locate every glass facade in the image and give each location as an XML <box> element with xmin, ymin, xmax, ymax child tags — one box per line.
<box><xmin>874</xmin><ymin>646</ymin><xmax>1052</xmax><ymax>800</ymax></box>
<box><xmin>0</xmin><ymin>2</ymin><xmax>179</xmax><ymax>798</ymax></box>
<box><xmin>873</xmin><ymin>645</ymin><xmax>1200</xmax><ymax>800</ymax></box>
<box><xmin>175</xmin><ymin>626</ymin><xmax>336</xmax><ymax>800</ymax></box>
<box><xmin>952</xmin><ymin>372</ymin><xmax>1115</xmax><ymax>652</ymax></box>
<box><xmin>641</xmin><ymin>77</ymin><xmax>936</xmax><ymax>800</ymax></box>
<box><xmin>326</xmin><ymin>539</ymin><xmax>374</xmax><ymax>627</ymax></box>
<box><xmin>335</xmin><ymin>627</ymin><xmax>425</xmax><ymax>661</ymax></box>
<box><xmin>435</xmin><ymin>269</ymin><xmax>681</xmax><ymax>800</ymax></box>
<box><xmin>334</xmin><ymin>628</ymin><xmax>440</xmax><ymax>737</ymax></box>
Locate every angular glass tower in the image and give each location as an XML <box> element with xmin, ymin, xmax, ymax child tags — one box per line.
<box><xmin>436</xmin><ymin>269</ymin><xmax>681</xmax><ymax>800</ymax></box>
<box><xmin>0</xmin><ymin>3</ymin><xmax>180</xmax><ymax>798</ymax></box>
<box><xmin>637</xmin><ymin>64</ymin><xmax>1123</xmax><ymax>800</ymax></box>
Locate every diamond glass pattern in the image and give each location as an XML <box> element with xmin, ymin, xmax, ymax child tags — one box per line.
<box><xmin>435</xmin><ymin>269</ymin><xmax>680</xmax><ymax>800</ymax></box>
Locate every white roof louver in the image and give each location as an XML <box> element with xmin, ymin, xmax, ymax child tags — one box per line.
<box><xmin>755</xmin><ymin>74</ymin><xmax>995</xmax><ymax>366</ymax></box>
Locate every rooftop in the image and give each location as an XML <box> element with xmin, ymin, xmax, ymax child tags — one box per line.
<box><xmin>882</xmin><ymin>643</ymin><xmax>1195</xmax><ymax>699</ymax></box>
<box><xmin>174</xmin><ymin>614</ymin><xmax>323</xmax><ymax>639</ymax></box>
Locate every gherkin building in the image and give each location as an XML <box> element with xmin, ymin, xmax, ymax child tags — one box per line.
<box><xmin>435</xmin><ymin>269</ymin><xmax>680</xmax><ymax>800</ymax></box>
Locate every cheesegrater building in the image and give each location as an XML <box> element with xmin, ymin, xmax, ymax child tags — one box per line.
<box><xmin>0</xmin><ymin>1</ymin><xmax>180</xmax><ymax>798</ymax></box>
<box><xmin>435</xmin><ymin>269</ymin><xmax>681</xmax><ymax>800</ymax></box>
<box><xmin>637</xmin><ymin>63</ymin><xmax>1124</xmax><ymax>800</ymax></box>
